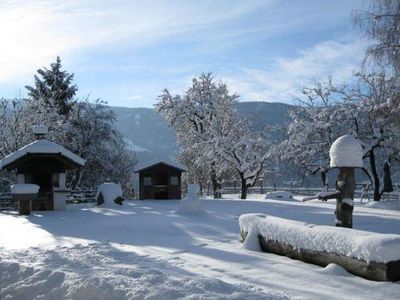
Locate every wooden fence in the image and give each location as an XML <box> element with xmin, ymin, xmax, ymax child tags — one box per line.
<box><xmin>217</xmin><ymin>183</ymin><xmax>400</xmax><ymax>201</ymax></box>
<box><xmin>66</xmin><ymin>190</ymin><xmax>96</xmax><ymax>204</ymax></box>
<box><xmin>0</xmin><ymin>193</ymin><xmax>14</xmax><ymax>210</ymax></box>
<box><xmin>0</xmin><ymin>184</ymin><xmax>398</xmax><ymax>211</ymax></box>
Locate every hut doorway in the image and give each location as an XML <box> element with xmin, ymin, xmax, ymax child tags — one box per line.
<box><xmin>154</xmin><ymin>171</ymin><xmax>168</xmax><ymax>199</ymax></box>
<box><xmin>25</xmin><ymin>173</ymin><xmax>53</xmax><ymax>211</ymax></box>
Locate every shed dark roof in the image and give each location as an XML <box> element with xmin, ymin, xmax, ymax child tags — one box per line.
<box><xmin>134</xmin><ymin>159</ymin><xmax>187</xmax><ymax>173</ymax></box>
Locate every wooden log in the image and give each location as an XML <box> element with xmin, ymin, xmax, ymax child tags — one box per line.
<box><xmin>241</xmin><ymin>230</ymin><xmax>400</xmax><ymax>282</ymax></box>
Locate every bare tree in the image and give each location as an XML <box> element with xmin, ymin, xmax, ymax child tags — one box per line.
<box><xmin>353</xmin><ymin>0</ymin><xmax>400</xmax><ymax>75</ymax></box>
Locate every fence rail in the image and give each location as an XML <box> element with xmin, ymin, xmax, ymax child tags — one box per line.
<box><xmin>66</xmin><ymin>190</ymin><xmax>96</xmax><ymax>204</ymax></box>
<box><xmin>218</xmin><ymin>184</ymin><xmax>400</xmax><ymax>201</ymax></box>
<box><xmin>0</xmin><ymin>193</ymin><xmax>15</xmax><ymax>210</ymax></box>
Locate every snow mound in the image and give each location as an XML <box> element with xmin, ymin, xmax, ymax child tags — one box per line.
<box><xmin>32</xmin><ymin>124</ymin><xmax>48</xmax><ymax>135</ymax></box>
<box><xmin>239</xmin><ymin>213</ymin><xmax>400</xmax><ymax>263</ymax></box>
<box><xmin>0</xmin><ymin>261</ymin><xmax>67</xmax><ymax>299</ymax></box>
<box><xmin>329</xmin><ymin>135</ymin><xmax>363</xmax><ymax>168</ymax></box>
<box><xmin>0</xmin><ymin>242</ymin><xmax>288</xmax><ymax>300</ymax></box>
<box><xmin>96</xmin><ymin>182</ymin><xmax>123</xmax><ymax>206</ymax></box>
<box><xmin>176</xmin><ymin>184</ymin><xmax>205</xmax><ymax>215</ymax></box>
<box><xmin>365</xmin><ymin>199</ymin><xmax>400</xmax><ymax>210</ymax></box>
<box><xmin>265</xmin><ymin>191</ymin><xmax>293</xmax><ymax>201</ymax></box>
<box><xmin>241</xmin><ymin>227</ymin><xmax>262</xmax><ymax>252</ymax></box>
<box><xmin>319</xmin><ymin>263</ymin><xmax>351</xmax><ymax>276</ymax></box>
<box><xmin>10</xmin><ymin>184</ymin><xmax>40</xmax><ymax>194</ymax></box>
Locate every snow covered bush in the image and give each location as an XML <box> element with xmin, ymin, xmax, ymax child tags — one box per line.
<box><xmin>114</xmin><ymin>196</ymin><xmax>124</xmax><ymax>206</ymax></box>
<box><xmin>176</xmin><ymin>184</ymin><xmax>204</xmax><ymax>215</ymax></box>
<box><xmin>96</xmin><ymin>192</ymin><xmax>104</xmax><ymax>206</ymax></box>
<box><xmin>96</xmin><ymin>183</ymin><xmax>123</xmax><ymax>206</ymax></box>
<box><xmin>265</xmin><ymin>191</ymin><xmax>293</xmax><ymax>201</ymax></box>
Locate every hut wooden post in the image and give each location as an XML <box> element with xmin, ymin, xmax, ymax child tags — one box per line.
<box><xmin>335</xmin><ymin>167</ymin><xmax>355</xmax><ymax>228</ymax></box>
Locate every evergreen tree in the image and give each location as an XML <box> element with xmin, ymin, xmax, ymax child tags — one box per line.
<box><xmin>25</xmin><ymin>56</ymin><xmax>77</xmax><ymax>116</ymax></box>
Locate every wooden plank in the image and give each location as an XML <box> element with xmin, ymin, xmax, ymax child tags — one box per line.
<box><xmin>241</xmin><ymin>230</ymin><xmax>400</xmax><ymax>281</ymax></box>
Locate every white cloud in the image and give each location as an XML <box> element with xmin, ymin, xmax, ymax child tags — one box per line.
<box><xmin>223</xmin><ymin>38</ymin><xmax>368</xmax><ymax>103</ymax></box>
<box><xmin>0</xmin><ymin>0</ymin><xmax>268</xmax><ymax>83</ymax></box>
<box><xmin>126</xmin><ymin>95</ymin><xmax>142</xmax><ymax>101</ymax></box>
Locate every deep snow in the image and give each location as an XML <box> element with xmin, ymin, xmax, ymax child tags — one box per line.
<box><xmin>176</xmin><ymin>184</ymin><xmax>205</xmax><ymax>215</ymax></box>
<box><xmin>1</xmin><ymin>195</ymin><xmax>400</xmax><ymax>299</ymax></box>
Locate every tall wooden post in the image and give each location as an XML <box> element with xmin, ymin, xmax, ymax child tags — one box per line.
<box><xmin>328</xmin><ymin>135</ymin><xmax>364</xmax><ymax>229</ymax></box>
<box><xmin>335</xmin><ymin>167</ymin><xmax>355</xmax><ymax>228</ymax></box>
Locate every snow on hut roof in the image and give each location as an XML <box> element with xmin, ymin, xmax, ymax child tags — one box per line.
<box><xmin>134</xmin><ymin>159</ymin><xmax>187</xmax><ymax>172</ymax></box>
<box><xmin>0</xmin><ymin>139</ymin><xmax>85</xmax><ymax>169</ymax></box>
<box><xmin>329</xmin><ymin>135</ymin><xmax>363</xmax><ymax>168</ymax></box>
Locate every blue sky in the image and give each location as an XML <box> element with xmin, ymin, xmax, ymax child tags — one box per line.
<box><xmin>0</xmin><ymin>0</ymin><xmax>367</xmax><ymax>107</ymax></box>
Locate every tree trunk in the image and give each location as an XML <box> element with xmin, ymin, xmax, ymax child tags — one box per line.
<box><xmin>381</xmin><ymin>161</ymin><xmax>394</xmax><ymax>195</ymax></box>
<box><xmin>369</xmin><ymin>149</ymin><xmax>381</xmax><ymax>201</ymax></box>
<box><xmin>335</xmin><ymin>167</ymin><xmax>355</xmax><ymax>228</ymax></box>
<box><xmin>210</xmin><ymin>166</ymin><xmax>222</xmax><ymax>199</ymax></box>
<box><xmin>239</xmin><ymin>173</ymin><xmax>247</xmax><ymax>199</ymax></box>
<box><xmin>321</xmin><ymin>170</ymin><xmax>328</xmax><ymax>191</ymax></box>
<box><xmin>69</xmin><ymin>168</ymin><xmax>83</xmax><ymax>190</ymax></box>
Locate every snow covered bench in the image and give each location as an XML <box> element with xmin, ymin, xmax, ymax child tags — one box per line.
<box><xmin>239</xmin><ymin>214</ymin><xmax>400</xmax><ymax>281</ymax></box>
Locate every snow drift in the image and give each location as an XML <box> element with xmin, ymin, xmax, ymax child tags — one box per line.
<box><xmin>176</xmin><ymin>184</ymin><xmax>205</xmax><ymax>215</ymax></box>
<box><xmin>265</xmin><ymin>191</ymin><xmax>293</xmax><ymax>201</ymax></box>
<box><xmin>0</xmin><ymin>242</ymin><xmax>286</xmax><ymax>300</ymax></box>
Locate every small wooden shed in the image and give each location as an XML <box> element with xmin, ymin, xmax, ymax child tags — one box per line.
<box><xmin>0</xmin><ymin>126</ymin><xmax>85</xmax><ymax>211</ymax></box>
<box><xmin>135</xmin><ymin>159</ymin><xmax>186</xmax><ymax>200</ymax></box>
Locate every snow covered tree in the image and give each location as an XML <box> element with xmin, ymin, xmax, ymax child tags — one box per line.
<box><xmin>212</xmin><ymin>114</ymin><xmax>268</xmax><ymax>199</ymax></box>
<box><xmin>66</xmin><ymin>98</ymin><xmax>137</xmax><ymax>194</ymax></box>
<box><xmin>25</xmin><ymin>56</ymin><xmax>77</xmax><ymax>116</ymax></box>
<box><xmin>277</xmin><ymin>79</ymin><xmax>352</xmax><ymax>189</ymax></box>
<box><xmin>156</xmin><ymin>73</ymin><xmax>239</xmax><ymax>198</ymax></box>
<box><xmin>156</xmin><ymin>73</ymin><xmax>268</xmax><ymax>199</ymax></box>
<box><xmin>0</xmin><ymin>99</ymin><xmax>32</xmax><ymax>157</ymax></box>
<box><xmin>336</xmin><ymin>72</ymin><xmax>400</xmax><ymax>201</ymax></box>
<box><xmin>179</xmin><ymin>150</ymin><xmax>211</xmax><ymax>196</ymax></box>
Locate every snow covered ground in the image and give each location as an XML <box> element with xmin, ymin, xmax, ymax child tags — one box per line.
<box><xmin>1</xmin><ymin>195</ymin><xmax>400</xmax><ymax>299</ymax></box>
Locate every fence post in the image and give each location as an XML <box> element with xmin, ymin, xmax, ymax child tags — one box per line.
<box><xmin>260</xmin><ymin>181</ymin><xmax>264</xmax><ymax>194</ymax></box>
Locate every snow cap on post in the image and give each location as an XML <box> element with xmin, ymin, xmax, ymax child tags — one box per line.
<box><xmin>11</xmin><ymin>184</ymin><xmax>40</xmax><ymax>194</ymax></box>
<box><xmin>329</xmin><ymin>135</ymin><xmax>363</xmax><ymax>168</ymax></box>
<box><xmin>32</xmin><ymin>125</ymin><xmax>48</xmax><ymax>139</ymax></box>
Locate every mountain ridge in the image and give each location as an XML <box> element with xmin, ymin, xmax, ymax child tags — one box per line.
<box><xmin>111</xmin><ymin>101</ymin><xmax>293</xmax><ymax>159</ymax></box>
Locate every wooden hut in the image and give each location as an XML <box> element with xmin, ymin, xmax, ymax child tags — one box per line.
<box><xmin>0</xmin><ymin>125</ymin><xmax>85</xmax><ymax>211</ymax></box>
<box><xmin>135</xmin><ymin>159</ymin><xmax>186</xmax><ymax>200</ymax></box>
